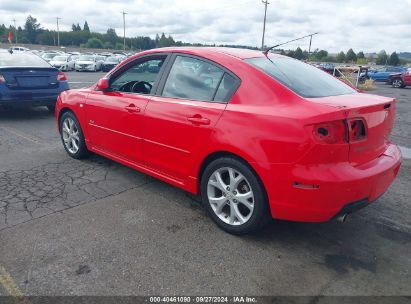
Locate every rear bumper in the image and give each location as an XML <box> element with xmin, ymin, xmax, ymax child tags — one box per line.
<box><xmin>0</xmin><ymin>83</ymin><xmax>69</xmax><ymax>107</ymax></box>
<box><xmin>264</xmin><ymin>144</ymin><xmax>402</xmax><ymax>222</ymax></box>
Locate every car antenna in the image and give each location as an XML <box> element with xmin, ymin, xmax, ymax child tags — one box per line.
<box><xmin>263</xmin><ymin>32</ymin><xmax>319</xmax><ymax>56</ymax></box>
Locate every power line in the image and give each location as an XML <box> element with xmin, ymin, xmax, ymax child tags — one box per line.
<box><xmin>263</xmin><ymin>32</ymin><xmax>319</xmax><ymax>55</ymax></box>
<box><xmin>261</xmin><ymin>0</ymin><xmax>270</xmax><ymax>50</ymax></box>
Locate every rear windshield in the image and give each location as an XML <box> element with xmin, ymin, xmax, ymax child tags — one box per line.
<box><xmin>53</xmin><ymin>56</ymin><xmax>68</xmax><ymax>61</ymax></box>
<box><xmin>245</xmin><ymin>57</ymin><xmax>356</xmax><ymax>98</ymax></box>
<box><xmin>0</xmin><ymin>53</ymin><xmax>51</xmax><ymax>67</ymax></box>
<box><xmin>105</xmin><ymin>56</ymin><xmax>119</xmax><ymax>63</ymax></box>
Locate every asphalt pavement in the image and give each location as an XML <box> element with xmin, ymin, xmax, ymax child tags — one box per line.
<box><xmin>0</xmin><ymin>73</ymin><xmax>410</xmax><ymax>297</ymax></box>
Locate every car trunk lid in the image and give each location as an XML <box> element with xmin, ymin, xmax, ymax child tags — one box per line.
<box><xmin>0</xmin><ymin>67</ymin><xmax>59</xmax><ymax>89</ymax></box>
<box><xmin>307</xmin><ymin>93</ymin><xmax>396</xmax><ymax>166</ymax></box>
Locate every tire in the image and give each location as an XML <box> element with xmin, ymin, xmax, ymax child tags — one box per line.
<box><xmin>47</xmin><ymin>105</ymin><xmax>55</xmax><ymax>113</ymax></box>
<box><xmin>201</xmin><ymin>157</ymin><xmax>270</xmax><ymax>235</ymax></box>
<box><xmin>392</xmin><ymin>78</ymin><xmax>405</xmax><ymax>88</ymax></box>
<box><xmin>59</xmin><ymin>111</ymin><xmax>90</xmax><ymax>159</ymax></box>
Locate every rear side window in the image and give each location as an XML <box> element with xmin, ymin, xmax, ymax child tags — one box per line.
<box><xmin>246</xmin><ymin>57</ymin><xmax>356</xmax><ymax>98</ymax></box>
<box><xmin>162</xmin><ymin>56</ymin><xmax>225</xmax><ymax>102</ymax></box>
<box><xmin>214</xmin><ymin>73</ymin><xmax>237</xmax><ymax>102</ymax></box>
<box><xmin>0</xmin><ymin>53</ymin><xmax>50</xmax><ymax>67</ymax></box>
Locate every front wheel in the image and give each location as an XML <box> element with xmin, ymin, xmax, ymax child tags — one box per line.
<box><xmin>201</xmin><ymin>157</ymin><xmax>270</xmax><ymax>235</ymax></box>
<box><xmin>60</xmin><ymin>111</ymin><xmax>90</xmax><ymax>159</ymax></box>
<box><xmin>392</xmin><ymin>78</ymin><xmax>405</xmax><ymax>88</ymax></box>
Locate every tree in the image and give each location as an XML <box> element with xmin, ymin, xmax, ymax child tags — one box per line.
<box><xmin>316</xmin><ymin>50</ymin><xmax>328</xmax><ymax>60</ymax></box>
<box><xmin>388</xmin><ymin>52</ymin><xmax>399</xmax><ymax>66</ymax></box>
<box><xmin>85</xmin><ymin>37</ymin><xmax>103</xmax><ymax>48</ymax></box>
<box><xmin>376</xmin><ymin>50</ymin><xmax>388</xmax><ymax>65</ymax></box>
<box><xmin>336</xmin><ymin>51</ymin><xmax>346</xmax><ymax>63</ymax></box>
<box><xmin>24</xmin><ymin>15</ymin><xmax>41</xmax><ymax>43</ymax></box>
<box><xmin>293</xmin><ymin>47</ymin><xmax>304</xmax><ymax>60</ymax></box>
<box><xmin>83</xmin><ymin>21</ymin><xmax>90</xmax><ymax>32</ymax></box>
<box><xmin>346</xmin><ymin>48</ymin><xmax>357</xmax><ymax>62</ymax></box>
<box><xmin>357</xmin><ymin>51</ymin><xmax>365</xmax><ymax>59</ymax></box>
<box><xmin>105</xmin><ymin>28</ymin><xmax>118</xmax><ymax>46</ymax></box>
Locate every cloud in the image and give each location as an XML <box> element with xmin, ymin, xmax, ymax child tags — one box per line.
<box><xmin>0</xmin><ymin>0</ymin><xmax>410</xmax><ymax>52</ymax></box>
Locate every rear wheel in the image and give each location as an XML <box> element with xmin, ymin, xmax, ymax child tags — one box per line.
<box><xmin>59</xmin><ymin>111</ymin><xmax>90</xmax><ymax>159</ymax></box>
<box><xmin>392</xmin><ymin>78</ymin><xmax>405</xmax><ymax>88</ymax></box>
<box><xmin>201</xmin><ymin>157</ymin><xmax>270</xmax><ymax>235</ymax></box>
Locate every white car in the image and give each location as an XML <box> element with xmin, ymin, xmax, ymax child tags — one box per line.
<box><xmin>42</xmin><ymin>52</ymin><xmax>58</xmax><ymax>62</ymax></box>
<box><xmin>75</xmin><ymin>55</ymin><xmax>103</xmax><ymax>72</ymax></box>
<box><xmin>9</xmin><ymin>46</ymin><xmax>30</xmax><ymax>53</ymax></box>
<box><xmin>49</xmin><ymin>55</ymin><xmax>76</xmax><ymax>71</ymax></box>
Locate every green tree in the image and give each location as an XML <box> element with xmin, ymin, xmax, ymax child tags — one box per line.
<box><xmin>105</xmin><ymin>28</ymin><xmax>118</xmax><ymax>46</ymax></box>
<box><xmin>346</xmin><ymin>48</ymin><xmax>357</xmax><ymax>62</ymax></box>
<box><xmin>83</xmin><ymin>21</ymin><xmax>90</xmax><ymax>32</ymax></box>
<box><xmin>293</xmin><ymin>47</ymin><xmax>304</xmax><ymax>60</ymax></box>
<box><xmin>388</xmin><ymin>52</ymin><xmax>399</xmax><ymax>66</ymax></box>
<box><xmin>85</xmin><ymin>37</ymin><xmax>103</xmax><ymax>48</ymax></box>
<box><xmin>376</xmin><ymin>50</ymin><xmax>388</xmax><ymax>65</ymax></box>
<box><xmin>357</xmin><ymin>51</ymin><xmax>365</xmax><ymax>59</ymax></box>
<box><xmin>336</xmin><ymin>51</ymin><xmax>346</xmax><ymax>63</ymax></box>
<box><xmin>24</xmin><ymin>15</ymin><xmax>41</xmax><ymax>43</ymax></box>
<box><xmin>316</xmin><ymin>50</ymin><xmax>328</xmax><ymax>60</ymax></box>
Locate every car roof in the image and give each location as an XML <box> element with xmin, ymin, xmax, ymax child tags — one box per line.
<box><xmin>147</xmin><ymin>47</ymin><xmax>278</xmax><ymax>60</ymax></box>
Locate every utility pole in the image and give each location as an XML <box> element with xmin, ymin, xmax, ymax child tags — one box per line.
<box><xmin>261</xmin><ymin>0</ymin><xmax>270</xmax><ymax>50</ymax></box>
<box><xmin>307</xmin><ymin>32</ymin><xmax>319</xmax><ymax>57</ymax></box>
<box><xmin>12</xmin><ymin>18</ymin><xmax>17</xmax><ymax>44</ymax></box>
<box><xmin>122</xmin><ymin>11</ymin><xmax>127</xmax><ymax>51</ymax></box>
<box><xmin>56</xmin><ymin>17</ymin><xmax>61</xmax><ymax>47</ymax></box>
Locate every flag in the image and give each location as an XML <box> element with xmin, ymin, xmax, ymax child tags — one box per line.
<box><xmin>8</xmin><ymin>32</ymin><xmax>12</xmax><ymax>43</ymax></box>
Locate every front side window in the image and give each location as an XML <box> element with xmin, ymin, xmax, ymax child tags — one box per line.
<box><xmin>246</xmin><ymin>57</ymin><xmax>356</xmax><ymax>98</ymax></box>
<box><xmin>162</xmin><ymin>56</ymin><xmax>225</xmax><ymax>101</ymax></box>
<box><xmin>109</xmin><ymin>57</ymin><xmax>166</xmax><ymax>94</ymax></box>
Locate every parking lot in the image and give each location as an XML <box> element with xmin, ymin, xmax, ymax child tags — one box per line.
<box><xmin>0</xmin><ymin>72</ymin><xmax>410</xmax><ymax>297</ymax></box>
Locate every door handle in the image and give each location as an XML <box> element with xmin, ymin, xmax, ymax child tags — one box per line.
<box><xmin>125</xmin><ymin>104</ymin><xmax>141</xmax><ymax>113</ymax></box>
<box><xmin>187</xmin><ymin>115</ymin><xmax>211</xmax><ymax>125</ymax></box>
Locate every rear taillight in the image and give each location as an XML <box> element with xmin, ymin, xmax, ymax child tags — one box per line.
<box><xmin>57</xmin><ymin>71</ymin><xmax>67</xmax><ymax>81</ymax></box>
<box><xmin>0</xmin><ymin>74</ymin><xmax>5</xmax><ymax>83</ymax></box>
<box><xmin>312</xmin><ymin>120</ymin><xmax>348</xmax><ymax>144</ymax></box>
<box><xmin>347</xmin><ymin>118</ymin><xmax>367</xmax><ymax>142</ymax></box>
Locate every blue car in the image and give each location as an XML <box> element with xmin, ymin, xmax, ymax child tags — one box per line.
<box><xmin>0</xmin><ymin>50</ymin><xmax>69</xmax><ymax>112</ymax></box>
<box><xmin>368</xmin><ymin>66</ymin><xmax>408</xmax><ymax>82</ymax></box>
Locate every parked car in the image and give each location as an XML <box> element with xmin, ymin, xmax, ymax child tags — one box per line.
<box><xmin>75</xmin><ymin>55</ymin><xmax>102</xmax><ymax>72</ymax></box>
<box><xmin>9</xmin><ymin>46</ymin><xmax>30</xmax><ymax>53</ymax></box>
<box><xmin>389</xmin><ymin>68</ymin><xmax>411</xmax><ymax>88</ymax></box>
<box><xmin>49</xmin><ymin>55</ymin><xmax>76</xmax><ymax>71</ymax></box>
<box><xmin>0</xmin><ymin>50</ymin><xmax>69</xmax><ymax>111</ymax></box>
<box><xmin>102</xmin><ymin>56</ymin><xmax>123</xmax><ymax>72</ymax></box>
<box><xmin>42</xmin><ymin>52</ymin><xmax>58</xmax><ymax>63</ymax></box>
<box><xmin>55</xmin><ymin>47</ymin><xmax>401</xmax><ymax>235</ymax></box>
<box><xmin>368</xmin><ymin>66</ymin><xmax>408</xmax><ymax>82</ymax></box>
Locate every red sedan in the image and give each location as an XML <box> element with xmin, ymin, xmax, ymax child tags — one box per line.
<box><xmin>55</xmin><ymin>47</ymin><xmax>402</xmax><ymax>234</ymax></box>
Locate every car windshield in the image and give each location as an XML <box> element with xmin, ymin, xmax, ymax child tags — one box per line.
<box><xmin>246</xmin><ymin>57</ymin><xmax>356</xmax><ymax>98</ymax></box>
<box><xmin>78</xmin><ymin>55</ymin><xmax>94</xmax><ymax>61</ymax></box>
<box><xmin>105</xmin><ymin>56</ymin><xmax>119</xmax><ymax>63</ymax></box>
<box><xmin>0</xmin><ymin>53</ymin><xmax>51</xmax><ymax>67</ymax></box>
<box><xmin>53</xmin><ymin>56</ymin><xmax>68</xmax><ymax>61</ymax></box>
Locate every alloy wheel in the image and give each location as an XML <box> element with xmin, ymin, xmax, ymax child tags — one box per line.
<box><xmin>62</xmin><ymin>117</ymin><xmax>80</xmax><ymax>154</ymax></box>
<box><xmin>207</xmin><ymin>167</ymin><xmax>255</xmax><ymax>226</ymax></box>
<box><xmin>392</xmin><ymin>79</ymin><xmax>403</xmax><ymax>88</ymax></box>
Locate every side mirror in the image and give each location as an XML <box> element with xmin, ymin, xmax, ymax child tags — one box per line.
<box><xmin>96</xmin><ymin>78</ymin><xmax>109</xmax><ymax>91</ymax></box>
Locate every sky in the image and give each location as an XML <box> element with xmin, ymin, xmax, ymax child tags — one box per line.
<box><xmin>0</xmin><ymin>0</ymin><xmax>411</xmax><ymax>53</ymax></box>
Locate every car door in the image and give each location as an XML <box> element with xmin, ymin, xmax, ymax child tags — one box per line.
<box><xmin>85</xmin><ymin>54</ymin><xmax>169</xmax><ymax>164</ymax></box>
<box><xmin>404</xmin><ymin>69</ymin><xmax>411</xmax><ymax>85</ymax></box>
<box><xmin>144</xmin><ymin>54</ymin><xmax>240</xmax><ymax>181</ymax></box>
